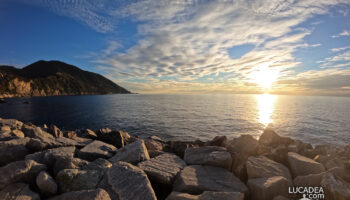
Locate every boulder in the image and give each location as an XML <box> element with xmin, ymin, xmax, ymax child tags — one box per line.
<box><xmin>0</xmin><ymin>119</ymin><xmax>23</xmax><ymax>129</ymax></box>
<box><xmin>0</xmin><ymin>160</ymin><xmax>46</xmax><ymax>189</ymax></box>
<box><xmin>47</xmin><ymin>124</ymin><xmax>63</xmax><ymax>137</ymax></box>
<box><xmin>97</xmin><ymin>129</ymin><xmax>125</xmax><ymax>148</ymax></box>
<box><xmin>246</xmin><ymin>156</ymin><xmax>292</xmax><ymax>180</ymax></box>
<box><xmin>144</xmin><ymin>138</ymin><xmax>165</xmax><ymax>158</ymax></box>
<box><xmin>25</xmin><ymin>146</ymin><xmax>76</xmax><ymax>167</ymax></box>
<box><xmin>63</xmin><ymin>131</ymin><xmax>77</xmax><ymax>139</ymax></box>
<box><xmin>103</xmin><ymin>161</ymin><xmax>157</xmax><ymax>200</ymax></box>
<box><xmin>26</xmin><ymin>135</ymin><xmax>78</xmax><ymax>151</ymax></box>
<box><xmin>166</xmin><ymin>191</ymin><xmax>198</xmax><ymax>200</ymax></box>
<box><xmin>287</xmin><ymin>152</ymin><xmax>325</xmax><ymax>177</ymax></box>
<box><xmin>56</xmin><ymin>169</ymin><xmax>104</xmax><ymax>193</ymax></box>
<box><xmin>204</xmin><ymin>135</ymin><xmax>228</xmax><ymax>147</ymax></box>
<box><xmin>78</xmin><ymin>129</ymin><xmax>98</xmax><ymax>139</ymax></box>
<box><xmin>184</xmin><ymin>146</ymin><xmax>232</xmax><ymax>170</ymax></box>
<box><xmin>36</xmin><ymin>171</ymin><xmax>57</xmax><ymax>196</ymax></box>
<box><xmin>138</xmin><ymin>153</ymin><xmax>186</xmax><ymax>185</ymax></box>
<box><xmin>53</xmin><ymin>157</ymin><xmax>89</xmax><ymax>176</ymax></box>
<box><xmin>173</xmin><ymin>165</ymin><xmax>248</xmax><ymax>195</ymax></box>
<box><xmin>247</xmin><ymin>176</ymin><xmax>290</xmax><ymax>200</ymax></box>
<box><xmin>167</xmin><ymin>141</ymin><xmax>198</xmax><ymax>158</ymax></box>
<box><xmin>273</xmin><ymin>195</ymin><xmax>289</xmax><ymax>200</ymax></box>
<box><xmin>259</xmin><ymin>129</ymin><xmax>293</xmax><ymax>147</ymax></box>
<box><xmin>78</xmin><ymin>140</ymin><xmax>117</xmax><ymax>161</ymax></box>
<box><xmin>0</xmin><ymin>139</ymin><xmax>29</xmax><ymax>166</ymax></box>
<box><xmin>293</xmin><ymin>172</ymin><xmax>325</xmax><ymax>187</ymax></box>
<box><xmin>109</xmin><ymin>140</ymin><xmax>150</xmax><ymax>164</ymax></box>
<box><xmin>48</xmin><ymin>188</ymin><xmax>111</xmax><ymax>200</ymax></box>
<box><xmin>325</xmin><ymin>157</ymin><xmax>346</xmax><ymax>170</ymax></box>
<box><xmin>321</xmin><ymin>172</ymin><xmax>350</xmax><ymax>200</ymax></box>
<box><xmin>225</xmin><ymin>135</ymin><xmax>258</xmax><ymax>156</ymax></box>
<box><xmin>0</xmin><ymin>183</ymin><xmax>40</xmax><ymax>200</ymax></box>
<box><xmin>81</xmin><ymin>158</ymin><xmax>112</xmax><ymax>171</ymax></box>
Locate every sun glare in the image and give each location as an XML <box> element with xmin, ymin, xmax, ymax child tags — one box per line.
<box><xmin>249</xmin><ymin>65</ymin><xmax>279</xmax><ymax>89</ymax></box>
<box><xmin>256</xmin><ymin>93</ymin><xmax>276</xmax><ymax>126</ymax></box>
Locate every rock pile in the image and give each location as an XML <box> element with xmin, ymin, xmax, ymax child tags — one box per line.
<box><xmin>0</xmin><ymin>118</ymin><xmax>349</xmax><ymax>200</ymax></box>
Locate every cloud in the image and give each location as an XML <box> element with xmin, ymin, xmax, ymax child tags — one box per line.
<box><xmin>331</xmin><ymin>30</ymin><xmax>350</xmax><ymax>38</ymax></box>
<box><xmin>330</xmin><ymin>45</ymin><xmax>350</xmax><ymax>52</ymax></box>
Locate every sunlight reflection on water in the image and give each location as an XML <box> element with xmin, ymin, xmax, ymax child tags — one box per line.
<box><xmin>256</xmin><ymin>93</ymin><xmax>276</xmax><ymax>127</ymax></box>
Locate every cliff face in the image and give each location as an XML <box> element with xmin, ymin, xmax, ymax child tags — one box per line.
<box><xmin>0</xmin><ymin>60</ymin><xmax>130</xmax><ymax>98</ymax></box>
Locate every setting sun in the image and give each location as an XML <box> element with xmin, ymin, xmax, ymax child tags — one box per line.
<box><xmin>249</xmin><ymin>66</ymin><xmax>280</xmax><ymax>89</ymax></box>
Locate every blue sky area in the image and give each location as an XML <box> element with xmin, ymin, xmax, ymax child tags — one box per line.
<box><xmin>1</xmin><ymin>0</ymin><xmax>350</xmax><ymax>95</ymax></box>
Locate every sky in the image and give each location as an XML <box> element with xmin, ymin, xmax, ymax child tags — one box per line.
<box><xmin>1</xmin><ymin>0</ymin><xmax>350</xmax><ymax>95</ymax></box>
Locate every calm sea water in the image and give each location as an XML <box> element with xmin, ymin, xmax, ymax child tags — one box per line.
<box><xmin>1</xmin><ymin>94</ymin><xmax>349</xmax><ymax>146</ymax></box>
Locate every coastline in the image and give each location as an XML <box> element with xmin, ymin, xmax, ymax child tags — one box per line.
<box><xmin>0</xmin><ymin>117</ymin><xmax>349</xmax><ymax>200</ymax></box>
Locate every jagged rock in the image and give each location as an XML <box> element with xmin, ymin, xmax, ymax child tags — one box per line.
<box><xmin>144</xmin><ymin>138</ymin><xmax>165</xmax><ymax>158</ymax></box>
<box><xmin>138</xmin><ymin>153</ymin><xmax>186</xmax><ymax>185</ymax></box>
<box><xmin>78</xmin><ymin>140</ymin><xmax>117</xmax><ymax>161</ymax></box>
<box><xmin>22</xmin><ymin>126</ymin><xmax>51</xmax><ymax>138</ymax></box>
<box><xmin>166</xmin><ymin>191</ymin><xmax>244</xmax><ymax>200</ymax></box>
<box><xmin>184</xmin><ymin>146</ymin><xmax>232</xmax><ymax>170</ymax></box>
<box><xmin>97</xmin><ymin>129</ymin><xmax>125</xmax><ymax>148</ymax></box>
<box><xmin>53</xmin><ymin>157</ymin><xmax>89</xmax><ymax>176</ymax></box>
<box><xmin>167</xmin><ymin>141</ymin><xmax>198</xmax><ymax>158</ymax></box>
<box><xmin>0</xmin><ymin>183</ymin><xmax>40</xmax><ymax>200</ymax></box>
<box><xmin>25</xmin><ymin>146</ymin><xmax>76</xmax><ymax>167</ymax></box>
<box><xmin>103</xmin><ymin>161</ymin><xmax>157</xmax><ymax>200</ymax></box>
<box><xmin>248</xmin><ymin>176</ymin><xmax>290</xmax><ymax>200</ymax></box>
<box><xmin>0</xmin><ymin>119</ymin><xmax>23</xmax><ymax>129</ymax></box>
<box><xmin>36</xmin><ymin>171</ymin><xmax>57</xmax><ymax>196</ymax></box>
<box><xmin>0</xmin><ymin>139</ymin><xmax>29</xmax><ymax>166</ymax></box>
<box><xmin>204</xmin><ymin>135</ymin><xmax>228</xmax><ymax>147</ymax></box>
<box><xmin>47</xmin><ymin>124</ymin><xmax>63</xmax><ymax>137</ymax></box>
<box><xmin>79</xmin><ymin>129</ymin><xmax>98</xmax><ymax>139</ymax></box>
<box><xmin>321</xmin><ymin>172</ymin><xmax>350</xmax><ymax>200</ymax></box>
<box><xmin>225</xmin><ymin>135</ymin><xmax>258</xmax><ymax>156</ymax></box>
<box><xmin>293</xmin><ymin>172</ymin><xmax>325</xmax><ymax>187</ymax></box>
<box><xmin>11</xmin><ymin>130</ymin><xmax>25</xmax><ymax>138</ymax></box>
<box><xmin>0</xmin><ymin>127</ymin><xmax>25</xmax><ymax>141</ymax></box>
<box><xmin>64</xmin><ymin>131</ymin><xmax>77</xmax><ymax>139</ymax></box>
<box><xmin>26</xmin><ymin>135</ymin><xmax>78</xmax><ymax>151</ymax></box>
<box><xmin>56</xmin><ymin>169</ymin><xmax>104</xmax><ymax>193</ymax></box>
<box><xmin>173</xmin><ymin>165</ymin><xmax>248</xmax><ymax>195</ymax></box>
<box><xmin>109</xmin><ymin>140</ymin><xmax>150</xmax><ymax>164</ymax></box>
<box><xmin>266</xmin><ymin>145</ymin><xmax>289</xmax><ymax>165</ymax></box>
<box><xmin>47</xmin><ymin>188</ymin><xmax>111</xmax><ymax>200</ymax></box>
<box><xmin>81</xmin><ymin>158</ymin><xmax>112</xmax><ymax>171</ymax></box>
<box><xmin>246</xmin><ymin>156</ymin><xmax>292</xmax><ymax>180</ymax></box>
<box><xmin>325</xmin><ymin>157</ymin><xmax>346</xmax><ymax>170</ymax></box>
<box><xmin>259</xmin><ymin>129</ymin><xmax>293</xmax><ymax>147</ymax></box>
<box><xmin>70</xmin><ymin>136</ymin><xmax>93</xmax><ymax>146</ymax></box>
<box><xmin>0</xmin><ymin>160</ymin><xmax>46</xmax><ymax>189</ymax></box>
<box><xmin>287</xmin><ymin>152</ymin><xmax>325</xmax><ymax>177</ymax></box>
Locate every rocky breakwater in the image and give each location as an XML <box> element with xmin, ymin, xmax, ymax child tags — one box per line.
<box><xmin>0</xmin><ymin>118</ymin><xmax>350</xmax><ymax>200</ymax></box>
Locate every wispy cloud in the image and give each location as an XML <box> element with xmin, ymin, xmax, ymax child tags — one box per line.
<box><xmin>330</xmin><ymin>45</ymin><xmax>350</xmax><ymax>52</ymax></box>
<box><xmin>331</xmin><ymin>30</ymin><xmax>350</xmax><ymax>38</ymax></box>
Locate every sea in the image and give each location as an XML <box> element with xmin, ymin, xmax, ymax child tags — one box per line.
<box><xmin>1</xmin><ymin>94</ymin><xmax>349</xmax><ymax>146</ymax></box>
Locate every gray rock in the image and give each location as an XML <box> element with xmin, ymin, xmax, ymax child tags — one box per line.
<box><xmin>98</xmin><ymin>129</ymin><xmax>125</xmax><ymax>148</ymax></box>
<box><xmin>248</xmin><ymin>176</ymin><xmax>290</xmax><ymax>200</ymax></box>
<box><xmin>166</xmin><ymin>192</ymin><xmax>198</xmax><ymax>200</ymax></box>
<box><xmin>184</xmin><ymin>146</ymin><xmax>232</xmax><ymax>170</ymax></box>
<box><xmin>246</xmin><ymin>156</ymin><xmax>292</xmax><ymax>180</ymax></box>
<box><xmin>47</xmin><ymin>124</ymin><xmax>63</xmax><ymax>137</ymax></box>
<box><xmin>0</xmin><ymin>139</ymin><xmax>29</xmax><ymax>166</ymax></box>
<box><xmin>104</xmin><ymin>161</ymin><xmax>157</xmax><ymax>200</ymax></box>
<box><xmin>293</xmin><ymin>172</ymin><xmax>325</xmax><ymax>187</ymax></box>
<box><xmin>0</xmin><ymin>183</ymin><xmax>40</xmax><ymax>200</ymax></box>
<box><xmin>25</xmin><ymin>146</ymin><xmax>76</xmax><ymax>167</ymax></box>
<box><xmin>81</xmin><ymin>158</ymin><xmax>112</xmax><ymax>171</ymax></box>
<box><xmin>167</xmin><ymin>141</ymin><xmax>198</xmax><ymax>158</ymax></box>
<box><xmin>321</xmin><ymin>172</ymin><xmax>350</xmax><ymax>200</ymax></box>
<box><xmin>138</xmin><ymin>153</ymin><xmax>186</xmax><ymax>185</ymax></box>
<box><xmin>26</xmin><ymin>135</ymin><xmax>78</xmax><ymax>151</ymax></box>
<box><xmin>48</xmin><ymin>188</ymin><xmax>111</xmax><ymax>200</ymax></box>
<box><xmin>56</xmin><ymin>169</ymin><xmax>104</xmax><ymax>193</ymax></box>
<box><xmin>109</xmin><ymin>140</ymin><xmax>150</xmax><ymax>164</ymax></box>
<box><xmin>144</xmin><ymin>138</ymin><xmax>165</xmax><ymax>158</ymax></box>
<box><xmin>0</xmin><ymin>119</ymin><xmax>23</xmax><ymax>129</ymax></box>
<box><xmin>173</xmin><ymin>165</ymin><xmax>248</xmax><ymax>195</ymax></box>
<box><xmin>0</xmin><ymin>160</ymin><xmax>46</xmax><ymax>189</ymax></box>
<box><xmin>204</xmin><ymin>135</ymin><xmax>228</xmax><ymax>147</ymax></box>
<box><xmin>53</xmin><ymin>157</ymin><xmax>89</xmax><ymax>176</ymax></box>
<box><xmin>36</xmin><ymin>171</ymin><xmax>57</xmax><ymax>196</ymax></box>
<box><xmin>273</xmin><ymin>195</ymin><xmax>290</xmax><ymax>200</ymax></box>
<box><xmin>79</xmin><ymin>129</ymin><xmax>98</xmax><ymax>139</ymax></box>
<box><xmin>287</xmin><ymin>152</ymin><xmax>325</xmax><ymax>177</ymax></box>
<box><xmin>78</xmin><ymin>140</ymin><xmax>117</xmax><ymax>161</ymax></box>
<box><xmin>259</xmin><ymin>129</ymin><xmax>293</xmax><ymax>147</ymax></box>
<box><xmin>225</xmin><ymin>135</ymin><xmax>258</xmax><ymax>156</ymax></box>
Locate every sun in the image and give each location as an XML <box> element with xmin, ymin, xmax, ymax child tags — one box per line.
<box><xmin>249</xmin><ymin>65</ymin><xmax>279</xmax><ymax>89</ymax></box>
